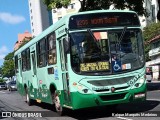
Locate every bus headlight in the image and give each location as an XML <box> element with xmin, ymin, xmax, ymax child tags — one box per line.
<box><xmin>133</xmin><ymin>75</ymin><xmax>145</xmax><ymax>88</ymax></box>
<box><xmin>72</xmin><ymin>82</ymin><xmax>93</xmax><ymax>94</ymax></box>
<box><xmin>139</xmin><ymin>77</ymin><xmax>145</xmax><ymax>83</ymax></box>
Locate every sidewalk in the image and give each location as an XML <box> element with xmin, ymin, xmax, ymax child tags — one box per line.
<box><xmin>150</xmin><ymin>80</ymin><xmax>160</xmax><ymax>83</ymax></box>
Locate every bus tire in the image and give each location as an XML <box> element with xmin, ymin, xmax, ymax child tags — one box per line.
<box><xmin>25</xmin><ymin>88</ymin><xmax>32</xmax><ymax>106</ymax></box>
<box><xmin>53</xmin><ymin>92</ymin><xmax>65</xmax><ymax>116</ymax></box>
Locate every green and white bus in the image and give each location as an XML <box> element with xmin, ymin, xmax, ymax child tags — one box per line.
<box><xmin>14</xmin><ymin>10</ymin><xmax>146</xmax><ymax>115</ymax></box>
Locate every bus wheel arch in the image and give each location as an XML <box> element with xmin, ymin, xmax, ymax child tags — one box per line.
<box><xmin>24</xmin><ymin>84</ymin><xmax>27</xmax><ymax>92</ymax></box>
<box><xmin>24</xmin><ymin>84</ymin><xmax>32</xmax><ymax>106</ymax></box>
<box><xmin>50</xmin><ymin>84</ymin><xmax>64</xmax><ymax>116</ymax></box>
<box><xmin>50</xmin><ymin>84</ymin><xmax>56</xmax><ymax>96</ymax></box>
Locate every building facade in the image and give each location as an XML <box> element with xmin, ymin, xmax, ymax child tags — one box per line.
<box><xmin>146</xmin><ymin>35</ymin><xmax>160</xmax><ymax>80</ymax></box>
<box><xmin>145</xmin><ymin>0</ymin><xmax>159</xmax><ymax>80</ymax></box>
<box><xmin>148</xmin><ymin>35</ymin><xmax>160</xmax><ymax>66</ymax></box>
<box><xmin>139</xmin><ymin>0</ymin><xmax>152</xmax><ymax>28</ymax></box>
<box><xmin>138</xmin><ymin>0</ymin><xmax>159</xmax><ymax>29</ymax></box>
<box><xmin>28</xmin><ymin>0</ymin><xmax>52</xmax><ymax>37</ymax></box>
<box><xmin>14</xmin><ymin>31</ymin><xmax>32</xmax><ymax>51</ymax></box>
<box><xmin>152</xmin><ymin>0</ymin><xmax>159</xmax><ymax>23</ymax></box>
<box><xmin>52</xmin><ymin>0</ymin><xmax>81</xmax><ymax>24</ymax></box>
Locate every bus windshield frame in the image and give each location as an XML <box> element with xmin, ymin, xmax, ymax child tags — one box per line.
<box><xmin>69</xmin><ymin>28</ymin><xmax>145</xmax><ymax>75</ymax></box>
<box><xmin>69</xmin><ymin>12</ymin><xmax>140</xmax><ymax>30</ymax></box>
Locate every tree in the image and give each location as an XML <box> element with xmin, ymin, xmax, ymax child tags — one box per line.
<box><xmin>0</xmin><ymin>67</ymin><xmax>2</xmax><ymax>77</ymax></box>
<box><xmin>143</xmin><ymin>22</ymin><xmax>160</xmax><ymax>61</ymax></box>
<box><xmin>43</xmin><ymin>0</ymin><xmax>146</xmax><ymax>16</ymax></box>
<box><xmin>43</xmin><ymin>0</ymin><xmax>70</xmax><ymax>10</ymax></box>
<box><xmin>0</xmin><ymin>78</ymin><xmax>5</xmax><ymax>83</ymax></box>
<box><xmin>4</xmin><ymin>52</ymin><xmax>14</xmax><ymax>61</ymax></box>
<box><xmin>143</xmin><ymin>22</ymin><xmax>160</xmax><ymax>42</ymax></box>
<box><xmin>1</xmin><ymin>52</ymin><xmax>15</xmax><ymax>78</ymax></box>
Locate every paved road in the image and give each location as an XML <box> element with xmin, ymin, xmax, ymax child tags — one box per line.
<box><xmin>0</xmin><ymin>82</ymin><xmax>160</xmax><ymax>120</ymax></box>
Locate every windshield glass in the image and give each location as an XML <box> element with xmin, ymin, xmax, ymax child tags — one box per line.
<box><xmin>0</xmin><ymin>83</ymin><xmax>5</xmax><ymax>85</ymax></box>
<box><xmin>70</xmin><ymin>28</ymin><xmax>145</xmax><ymax>75</ymax></box>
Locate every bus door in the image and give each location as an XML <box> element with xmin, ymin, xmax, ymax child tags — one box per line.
<box><xmin>30</xmin><ymin>51</ymin><xmax>38</xmax><ymax>94</ymax></box>
<box><xmin>17</xmin><ymin>57</ymin><xmax>23</xmax><ymax>95</ymax></box>
<box><xmin>59</xmin><ymin>37</ymin><xmax>71</xmax><ymax>105</ymax></box>
<box><xmin>18</xmin><ymin>58</ymin><xmax>22</xmax><ymax>80</ymax></box>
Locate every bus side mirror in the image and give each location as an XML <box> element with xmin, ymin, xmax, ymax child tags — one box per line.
<box><xmin>63</xmin><ymin>37</ymin><xmax>70</xmax><ymax>53</ymax></box>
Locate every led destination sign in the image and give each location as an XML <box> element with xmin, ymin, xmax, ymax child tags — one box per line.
<box><xmin>77</xmin><ymin>17</ymin><xmax>118</xmax><ymax>27</ymax></box>
<box><xmin>80</xmin><ymin>61</ymin><xmax>109</xmax><ymax>72</ymax></box>
<box><xmin>69</xmin><ymin>12</ymin><xmax>140</xmax><ymax>29</ymax></box>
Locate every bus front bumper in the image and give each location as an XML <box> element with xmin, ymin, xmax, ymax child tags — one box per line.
<box><xmin>70</xmin><ymin>83</ymin><xmax>146</xmax><ymax>110</ymax></box>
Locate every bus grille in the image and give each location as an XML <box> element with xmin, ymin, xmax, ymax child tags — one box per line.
<box><xmin>88</xmin><ymin>76</ymin><xmax>134</xmax><ymax>86</ymax></box>
<box><xmin>99</xmin><ymin>93</ymin><xmax>127</xmax><ymax>101</ymax></box>
<box><xmin>93</xmin><ymin>86</ymin><xmax>129</xmax><ymax>92</ymax></box>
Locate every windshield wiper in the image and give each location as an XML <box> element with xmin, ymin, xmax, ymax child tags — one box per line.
<box><xmin>118</xmin><ymin>26</ymin><xmax>127</xmax><ymax>44</ymax></box>
<box><xmin>87</xmin><ymin>29</ymin><xmax>100</xmax><ymax>49</ymax></box>
<box><xmin>117</xmin><ymin>26</ymin><xmax>127</xmax><ymax>57</ymax></box>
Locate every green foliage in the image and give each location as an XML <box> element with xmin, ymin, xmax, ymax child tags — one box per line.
<box><xmin>1</xmin><ymin>37</ymin><xmax>32</xmax><ymax>78</ymax></box>
<box><xmin>43</xmin><ymin>0</ymin><xmax>70</xmax><ymax>10</ymax></box>
<box><xmin>144</xmin><ymin>44</ymin><xmax>151</xmax><ymax>62</ymax></box>
<box><xmin>0</xmin><ymin>67</ymin><xmax>2</xmax><ymax>76</ymax></box>
<box><xmin>0</xmin><ymin>78</ymin><xmax>5</xmax><ymax>83</ymax></box>
<box><xmin>1</xmin><ymin>52</ymin><xmax>15</xmax><ymax>78</ymax></box>
<box><xmin>143</xmin><ymin>22</ymin><xmax>160</xmax><ymax>62</ymax></box>
<box><xmin>143</xmin><ymin>22</ymin><xmax>160</xmax><ymax>42</ymax></box>
<box><xmin>4</xmin><ymin>52</ymin><xmax>14</xmax><ymax>61</ymax></box>
<box><xmin>43</xmin><ymin>0</ymin><xmax>145</xmax><ymax>16</ymax></box>
<box><xmin>80</xmin><ymin>0</ymin><xmax>145</xmax><ymax>15</ymax></box>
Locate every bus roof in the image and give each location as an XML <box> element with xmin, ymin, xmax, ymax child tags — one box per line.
<box><xmin>69</xmin><ymin>9</ymin><xmax>137</xmax><ymax>15</ymax></box>
<box><xmin>14</xmin><ymin>10</ymin><xmax>137</xmax><ymax>56</ymax></box>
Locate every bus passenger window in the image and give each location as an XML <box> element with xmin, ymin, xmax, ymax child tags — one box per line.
<box><xmin>15</xmin><ymin>55</ymin><xmax>19</xmax><ymax>73</ymax></box>
<box><xmin>48</xmin><ymin>50</ymin><xmax>56</xmax><ymax>64</ymax></box>
<box><xmin>22</xmin><ymin>51</ymin><xmax>27</xmax><ymax>71</ymax></box>
<box><xmin>37</xmin><ymin>38</ymin><xmax>47</xmax><ymax>67</ymax></box>
<box><xmin>47</xmin><ymin>33</ymin><xmax>56</xmax><ymax>65</ymax></box>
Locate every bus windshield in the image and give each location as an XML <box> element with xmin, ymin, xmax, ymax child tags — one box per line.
<box><xmin>70</xmin><ymin>28</ymin><xmax>145</xmax><ymax>75</ymax></box>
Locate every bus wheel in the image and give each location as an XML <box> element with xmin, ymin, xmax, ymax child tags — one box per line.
<box><xmin>53</xmin><ymin>92</ymin><xmax>64</xmax><ymax>116</ymax></box>
<box><xmin>25</xmin><ymin>89</ymin><xmax>32</xmax><ymax>106</ymax></box>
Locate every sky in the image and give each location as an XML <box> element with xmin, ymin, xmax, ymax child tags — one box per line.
<box><xmin>0</xmin><ymin>0</ymin><xmax>31</xmax><ymax>66</ymax></box>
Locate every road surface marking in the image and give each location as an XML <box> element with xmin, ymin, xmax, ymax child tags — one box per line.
<box><xmin>0</xmin><ymin>91</ymin><xmax>6</xmax><ymax>93</ymax></box>
<box><xmin>117</xmin><ymin>117</ymin><xmax>133</xmax><ymax>120</ymax></box>
<box><xmin>147</xmin><ymin>99</ymin><xmax>160</xmax><ymax>101</ymax></box>
<box><xmin>148</xmin><ymin>90</ymin><xmax>160</xmax><ymax>92</ymax></box>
